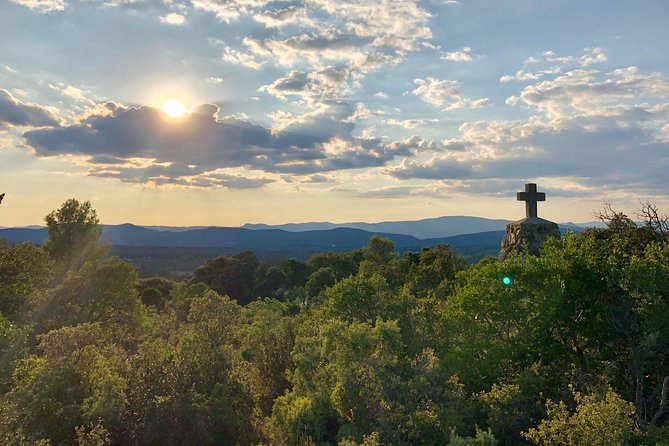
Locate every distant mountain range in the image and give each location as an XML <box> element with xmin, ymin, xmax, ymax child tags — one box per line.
<box><xmin>0</xmin><ymin>218</ymin><xmax>587</xmax><ymax>252</ymax></box>
<box><xmin>242</xmin><ymin>216</ymin><xmax>515</xmax><ymax>239</ymax></box>
<box><xmin>0</xmin><ymin>216</ymin><xmax>602</xmax><ymax>272</ymax></box>
<box><xmin>0</xmin><ymin>224</ymin><xmax>456</xmax><ymax>251</ymax></box>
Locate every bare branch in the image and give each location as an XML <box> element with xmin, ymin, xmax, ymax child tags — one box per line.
<box><xmin>637</xmin><ymin>200</ymin><xmax>669</xmax><ymax>237</ymax></box>
<box><xmin>593</xmin><ymin>203</ymin><xmax>636</xmax><ymax>231</ymax></box>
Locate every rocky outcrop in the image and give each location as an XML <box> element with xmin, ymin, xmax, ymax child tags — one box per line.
<box><xmin>500</xmin><ymin>217</ymin><xmax>560</xmax><ymax>260</ymax></box>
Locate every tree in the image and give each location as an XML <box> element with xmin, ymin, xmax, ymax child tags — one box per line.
<box><xmin>37</xmin><ymin>256</ymin><xmax>145</xmax><ymax>333</ymax></box>
<box><xmin>0</xmin><ymin>241</ymin><xmax>53</xmax><ymax>320</ymax></box>
<box><xmin>404</xmin><ymin>244</ymin><xmax>467</xmax><ymax>299</ymax></box>
<box><xmin>191</xmin><ymin>251</ymin><xmax>260</xmax><ymax>305</ymax></box>
<box><xmin>253</xmin><ymin>266</ymin><xmax>288</xmax><ymax>299</ymax></box>
<box><xmin>304</xmin><ymin>267</ymin><xmax>336</xmax><ymax>301</ymax></box>
<box><xmin>523</xmin><ymin>386</ymin><xmax>637</xmax><ymax>446</ymax></box>
<box><xmin>43</xmin><ymin>199</ymin><xmax>103</xmax><ymax>271</ymax></box>
<box><xmin>282</xmin><ymin>259</ymin><xmax>310</xmax><ymax>288</ymax></box>
<box><xmin>363</xmin><ymin>236</ymin><xmax>396</xmax><ymax>265</ymax></box>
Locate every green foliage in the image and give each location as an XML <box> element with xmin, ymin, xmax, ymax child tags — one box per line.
<box><xmin>308</xmin><ymin>250</ymin><xmax>364</xmax><ymax>281</ymax></box>
<box><xmin>3</xmin><ymin>200</ymin><xmax>669</xmax><ymax>445</ymax></box>
<box><xmin>43</xmin><ymin>199</ymin><xmax>104</xmax><ymax>271</ymax></box>
<box><xmin>404</xmin><ymin>244</ymin><xmax>467</xmax><ymax>299</ymax></box>
<box><xmin>242</xmin><ymin>299</ymin><xmax>298</xmax><ymax>415</ymax></box>
<box><xmin>140</xmin><ymin>286</ymin><xmax>164</xmax><ymax>308</ymax></box>
<box><xmin>448</xmin><ymin>428</ymin><xmax>498</xmax><ymax>446</ymax></box>
<box><xmin>0</xmin><ymin>241</ymin><xmax>52</xmax><ymax>320</ymax></box>
<box><xmin>0</xmin><ymin>313</ymin><xmax>29</xmax><ymax>391</ymax></box>
<box><xmin>523</xmin><ymin>386</ymin><xmax>637</xmax><ymax>446</ymax></box>
<box><xmin>191</xmin><ymin>250</ymin><xmax>260</xmax><ymax>305</ymax></box>
<box><xmin>321</xmin><ymin>273</ymin><xmax>389</xmax><ymax>322</ymax></box>
<box><xmin>305</xmin><ymin>266</ymin><xmax>336</xmax><ymax>301</ymax></box>
<box><xmin>444</xmin><ymin>251</ymin><xmax>565</xmax><ymax>390</ymax></box>
<box><xmin>75</xmin><ymin>421</ymin><xmax>111</xmax><ymax>446</ymax></box>
<box><xmin>254</xmin><ymin>266</ymin><xmax>288</xmax><ymax>299</ymax></box>
<box><xmin>38</xmin><ymin>256</ymin><xmax>145</xmax><ymax>333</ymax></box>
<box><xmin>136</xmin><ymin>276</ymin><xmax>175</xmax><ymax>300</ymax></box>
<box><xmin>282</xmin><ymin>258</ymin><xmax>310</xmax><ymax>288</ymax></box>
<box><xmin>363</xmin><ymin>236</ymin><xmax>396</xmax><ymax>265</ymax></box>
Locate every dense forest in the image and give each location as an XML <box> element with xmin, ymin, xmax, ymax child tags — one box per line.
<box><xmin>1</xmin><ymin>199</ymin><xmax>668</xmax><ymax>445</ymax></box>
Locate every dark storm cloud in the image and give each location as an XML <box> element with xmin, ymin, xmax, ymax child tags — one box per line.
<box><xmin>0</xmin><ymin>89</ymin><xmax>60</xmax><ymax>130</ymax></box>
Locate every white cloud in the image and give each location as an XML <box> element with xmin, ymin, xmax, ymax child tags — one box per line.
<box><xmin>191</xmin><ymin>0</ymin><xmax>270</xmax><ymax>22</ymax></box>
<box><xmin>442</xmin><ymin>46</ymin><xmax>473</xmax><ymax>62</ymax></box>
<box><xmin>386</xmin><ymin>118</ymin><xmax>439</xmax><ymax>129</ymax></box>
<box><xmin>579</xmin><ymin>47</ymin><xmax>607</xmax><ymax>66</ymax></box>
<box><xmin>253</xmin><ymin>5</ymin><xmax>313</xmax><ymax>28</ymax></box>
<box><xmin>2</xmin><ymin>64</ymin><xmax>19</xmax><ymax>74</ymax></box>
<box><xmin>10</xmin><ymin>0</ymin><xmax>65</xmax><ymax>13</ymax></box>
<box><xmin>499</xmin><ymin>67</ymin><xmax>561</xmax><ymax>83</ymax></box>
<box><xmin>412</xmin><ymin>77</ymin><xmax>492</xmax><ymax>110</ymax></box>
<box><xmin>222</xmin><ymin>46</ymin><xmax>264</xmax><ymax>70</ymax></box>
<box><xmin>386</xmin><ymin>65</ymin><xmax>669</xmax><ymax>195</ymax></box>
<box><xmin>412</xmin><ymin>77</ymin><xmax>462</xmax><ymax>107</ymax></box>
<box><xmin>523</xmin><ymin>47</ymin><xmax>608</xmax><ymax>68</ymax></box>
<box><xmin>260</xmin><ymin>67</ymin><xmax>353</xmax><ymax>105</ymax></box>
<box><xmin>159</xmin><ymin>12</ymin><xmax>186</xmax><ymax>25</ymax></box>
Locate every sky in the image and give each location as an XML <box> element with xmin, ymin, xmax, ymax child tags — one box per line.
<box><xmin>1</xmin><ymin>0</ymin><xmax>668</xmax><ymax>226</ymax></box>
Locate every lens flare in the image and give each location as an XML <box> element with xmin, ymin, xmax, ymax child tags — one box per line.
<box><xmin>502</xmin><ymin>276</ymin><xmax>512</xmax><ymax>286</ymax></box>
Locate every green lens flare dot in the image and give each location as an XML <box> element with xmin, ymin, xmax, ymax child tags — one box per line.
<box><xmin>502</xmin><ymin>276</ymin><xmax>512</xmax><ymax>286</ymax></box>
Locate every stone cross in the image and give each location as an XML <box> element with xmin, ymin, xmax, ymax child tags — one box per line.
<box><xmin>517</xmin><ymin>183</ymin><xmax>545</xmax><ymax>218</ymax></box>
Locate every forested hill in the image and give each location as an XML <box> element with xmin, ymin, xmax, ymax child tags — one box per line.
<box><xmin>0</xmin><ymin>223</ymin><xmax>580</xmax><ymax>251</ymax></box>
<box><xmin>2</xmin><ymin>199</ymin><xmax>669</xmax><ymax>445</ymax></box>
<box><xmin>1</xmin><ymin>224</ymin><xmax>455</xmax><ymax>250</ymax></box>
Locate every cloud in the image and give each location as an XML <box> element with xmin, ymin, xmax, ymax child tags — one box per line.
<box><xmin>253</xmin><ymin>5</ymin><xmax>312</xmax><ymax>28</ymax></box>
<box><xmin>159</xmin><ymin>13</ymin><xmax>186</xmax><ymax>25</ymax></box>
<box><xmin>412</xmin><ymin>78</ymin><xmax>462</xmax><ymax>107</ymax></box>
<box><xmin>222</xmin><ymin>46</ymin><xmax>265</xmax><ymax>70</ymax></box>
<box><xmin>442</xmin><ymin>47</ymin><xmax>473</xmax><ymax>62</ymax></box>
<box><xmin>579</xmin><ymin>47</ymin><xmax>607</xmax><ymax>66</ymax></box>
<box><xmin>499</xmin><ymin>67</ymin><xmax>561</xmax><ymax>83</ymax></box>
<box><xmin>385</xmin><ymin>65</ymin><xmax>669</xmax><ymax>195</ymax></box>
<box><xmin>412</xmin><ymin>77</ymin><xmax>492</xmax><ymax>110</ymax></box>
<box><xmin>513</xmin><ymin>66</ymin><xmax>669</xmax><ymax>119</ymax></box>
<box><xmin>21</xmin><ymin>100</ymin><xmax>438</xmax><ymax>187</ymax></box>
<box><xmin>386</xmin><ymin>118</ymin><xmax>439</xmax><ymax>129</ymax></box>
<box><xmin>0</xmin><ymin>89</ymin><xmax>60</xmax><ymax>130</ymax></box>
<box><xmin>48</xmin><ymin>83</ymin><xmax>94</xmax><ymax>104</ymax></box>
<box><xmin>523</xmin><ymin>47</ymin><xmax>608</xmax><ymax>68</ymax></box>
<box><xmin>356</xmin><ymin>185</ymin><xmax>439</xmax><ymax>199</ymax></box>
<box><xmin>260</xmin><ymin>67</ymin><xmax>352</xmax><ymax>104</ymax></box>
<box><xmin>10</xmin><ymin>0</ymin><xmax>65</xmax><ymax>13</ymax></box>
<box><xmin>210</xmin><ymin>0</ymin><xmax>434</xmax><ymax>106</ymax></box>
<box><xmin>191</xmin><ymin>0</ymin><xmax>270</xmax><ymax>23</ymax></box>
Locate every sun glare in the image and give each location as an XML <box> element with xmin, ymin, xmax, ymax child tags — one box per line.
<box><xmin>162</xmin><ymin>99</ymin><xmax>186</xmax><ymax>118</ymax></box>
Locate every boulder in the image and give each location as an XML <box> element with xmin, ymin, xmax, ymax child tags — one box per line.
<box><xmin>500</xmin><ymin>216</ymin><xmax>560</xmax><ymax>260</ymax></box>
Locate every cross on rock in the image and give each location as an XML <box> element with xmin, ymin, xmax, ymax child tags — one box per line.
<box><xmin>517</xmin><ymin>183</ymin><xmax>545</xmax><ymax>218</ymax></box>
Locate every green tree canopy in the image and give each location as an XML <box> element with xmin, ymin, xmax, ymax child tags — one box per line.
<box><xmin>43</xmin><ymin>199</ymin><xmax>103</xmax><ymax>271</ymax></box>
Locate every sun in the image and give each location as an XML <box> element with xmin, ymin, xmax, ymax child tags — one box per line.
<box><xmin>162</xmin><ymin>99</ymin><xmax>186</xmax><ymax>118</ymax></box>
